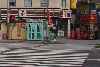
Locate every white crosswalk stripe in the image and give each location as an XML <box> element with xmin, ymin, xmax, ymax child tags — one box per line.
<box><xmin>0</xmin><ymin>47</ymin><xmax>89</xmax><ymax>67</ymax></box>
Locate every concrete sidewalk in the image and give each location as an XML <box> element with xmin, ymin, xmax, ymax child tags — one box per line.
<box><xmin>0</xmin><ymin>40</ymin><xmax>95</xmax><ymax>50</ymax></box>
<box><xmin>0</xmin><ymin>39</ymin><xmax>100</xmax><ymax>44</ymax></box>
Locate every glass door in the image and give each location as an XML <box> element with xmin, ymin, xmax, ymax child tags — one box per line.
<box><xmin>36</xmin><ymin>22</ymin><xmax>43</xmax><ymax>40</ymax></box>
<box><xmin>26</xmin><ymin>22</ymin><xmax>43</xmax><ymax>40</ymax></box>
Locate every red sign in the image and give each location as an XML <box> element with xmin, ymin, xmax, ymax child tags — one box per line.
<box><xmin>47</xmin><ymin>11</ymin><xmax>53</xmax><ymax>25</ymax></box>
<box><xmin>88</xmin><ymin>14</ymin><xmax>96</xmax><ymax>20</ymax></box>
<box><xmin>80</xmin><ymin>14</ymin><xmax>96</xmax><ymax>23</ymax></box>
<box><xmin>10</xmin><ymin>15</ymin><xmax>16</xmax><ymax>21</ymax></box>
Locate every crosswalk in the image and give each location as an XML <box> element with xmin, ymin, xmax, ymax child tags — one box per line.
<box><xmin>0</xmin><ymin>47</ymin><xmax>89</xmax><ymax>67</ymax></box>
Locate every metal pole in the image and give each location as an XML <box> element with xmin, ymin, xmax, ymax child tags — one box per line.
<box><xmin>7</xmin><ymin>0</ymin><xmax>9</xmax><ymax>39</ymax></box>
<box><xmin>68</xmin><ymin>19</ymin><xmax>71</xmax><ymax>39</ymax></box>
<box><xmin>7</xmin><ymin>0</ymin><xmax>9</xmax><ymax>23</ymax></box>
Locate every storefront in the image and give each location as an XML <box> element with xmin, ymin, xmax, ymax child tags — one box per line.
<box><xmin>0</xmin><ymin>8</ymin><xmax>72</xmax><ymax>40</ymax></box>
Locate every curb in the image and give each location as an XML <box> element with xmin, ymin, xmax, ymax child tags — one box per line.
<box><xmin>0</xmin><ymin>40</ymin><xmax>65</xmax><ymax>44</ymax></box>
<box><xmin>0</xmin><ymin>40</ymin><xmax>24</xmax><ymax>43</ymax></box>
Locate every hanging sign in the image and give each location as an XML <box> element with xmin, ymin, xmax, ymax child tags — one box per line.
<box><xmin>19</xmin><ymin>9</ymin><xmax>26</xmax><ymax>17</ymax></box>
<box><xmin>61</xmin><ymin>10</ymin><xmax>72</xmax><ymax>18</ymax></box>
<box><xmin>70</xmin><ymin>0</ymin><xmax>77</xmax><ymax>9</ymax></box>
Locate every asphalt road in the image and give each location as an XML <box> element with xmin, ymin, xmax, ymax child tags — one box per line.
<box><xmin>0</xmin><ymin>40</ymin><xmax>98</xmax><ymax>67</ymax></box>
<box><xmin>83</xmin><ymin>48</ymin><xmax>100</xmax><ymax>67</ymax></box>
<box><xmin>0</xmin><ymin>46</ymin><xmax>90</xmax><ymax>67</ymax></box>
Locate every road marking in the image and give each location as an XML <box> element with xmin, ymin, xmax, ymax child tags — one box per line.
<box><xmin>0</xmin><ymin>47</ymin><xmax>89</xmax><ymax>67</ymax></box>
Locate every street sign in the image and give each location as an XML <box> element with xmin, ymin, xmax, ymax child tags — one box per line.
<box><xmin>19</xmin><ymin>9</ymin><xmax>26</xmax><ymax>17</ymax></box>
<box><xmin>61</xmin><ymin>10</ymin><xmax>72</xmax><ymax>18</ymax></box>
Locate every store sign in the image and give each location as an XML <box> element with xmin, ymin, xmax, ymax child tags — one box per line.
<box><xmin>9</xmin><ymin>9</ymin><xmax>18</xmax><ymax>15</ymax></box>
<box><xmin>19</xmin><ymin>9</ymin><xmax>26</xmax><ymax>17</ymax></box>
<box><xmin>62</xmin><ymin>10</ymin><xmax>72</xmax><ymax>18</ymax></box>
<box><xmin>80</xmin><ymin>14</ymin><xmax>96</xmax><ymax>22</ymax></box>
<box><xmin>70</xmin><ymin>0</ymin><xmax>77</xmax><ymax>9</ymax></box>
<box><xmin>26</xmin><ymin>9</ymin><xmax>44</xmax><ymax>17</ymax></box>
<box><xmin>90</xmin><ymin>10</ymin><xmax>96</xmax><ymax>14</ymax></box>
<box><xmin>88</xmin><ymin>14</ymin><xmax>96</xmax><ymax>22</ymax></box>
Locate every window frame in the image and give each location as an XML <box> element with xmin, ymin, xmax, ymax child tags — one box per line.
<box><xmin>62</xmin><ymin>0</ymin><xmax>66</xmax><ymax>8</ymax></box>
<box><xmin>40</xmin><ymin>0</ymin><xmax>49</xmax><ymax>7</ymax></box>
<box><xmin>24</xmin><ymin>0</ymin><xmax>32</xmax><ymax>7</ymax></box>
<box><xmin>9</xmin><ymin>0</ymin><xmax>16</xmax><ymax>7</ymax></box>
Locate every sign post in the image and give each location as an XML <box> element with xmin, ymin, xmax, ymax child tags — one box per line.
<box><xmin>61</xmin><ymin>10</ymin><xmax>72</xmax><ymax>38</ymax></box>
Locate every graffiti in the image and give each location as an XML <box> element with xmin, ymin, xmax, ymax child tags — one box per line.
<box><xmin>8</xmin><ymin>23</ymin><xmax>26</xmax><ymax>40</ymax></box>
<box><xmin>0</xmin><ymin>23</ymin><xmax>7</xmax><ymax>40</ymax></box>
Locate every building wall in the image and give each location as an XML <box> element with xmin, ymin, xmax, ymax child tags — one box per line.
<box><xmin>0</xmin><ymin>0</ymin><xmax>7</xmax><ymax>8</ymax></box>
<box><xmin>0</xmin><ymin>0</ymin><xmax>70</xmax><ymax>9</ymax></box>
<box><xmin>32</xmin><ymin>0</ymin><xmax>41</xmax><ymax>8</ymax></box>
<box><xmin>16</xmin><ymin>0</ymin><xmax>24</xmax><ymax>8</ymax></box>
<box><xmin>49</xmin><ymin>0</ymin><xmax>61</xmax><ymax>8</ymax></box>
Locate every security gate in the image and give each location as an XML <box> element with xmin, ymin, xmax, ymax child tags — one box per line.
<box><xmin>26</xmin><ymin>22</ymin><xmax>43</xmax><ymax>40</ymax></box>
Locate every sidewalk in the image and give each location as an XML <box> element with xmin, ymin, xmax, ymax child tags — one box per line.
<box><xmin>0</xmin><ymin>39</ymin><xmax>100</xmax><ymax>44</ymax></box>
<box><xmin>0</xmin><ymin>40</ymin><xmax>24</xmax><ymax>43</ymax></box>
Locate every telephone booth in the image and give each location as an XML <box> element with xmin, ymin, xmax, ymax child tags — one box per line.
<box><xmin>26</xmin><ymin>19</ymin><xmax>44</xmax><ymax>40</ymax></box>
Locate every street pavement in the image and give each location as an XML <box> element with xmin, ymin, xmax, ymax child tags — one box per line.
<box><xmin>83</xmin><ymin>48</ymin><xmax>100</xmax><ymax>67</ymax></box>
<box><xmin>0</xmin><ymin>40</ymin><xmax>98</xmax><ymax>67</ymax></box>
<box><xmin>0</xmin><ymin>46</ymin><xmax>89</xmax><ymax>67</ymax></box>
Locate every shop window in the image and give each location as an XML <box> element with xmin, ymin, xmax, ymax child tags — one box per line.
<box><xmin>24</xmin><ymin>0</ymin><xmax>32</xmax><ymax>7</ymax></box>
<box><xmin>9</xmin><ymin>0</ymin><xmax>16</xmax><ymax>7</ymax></box>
